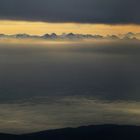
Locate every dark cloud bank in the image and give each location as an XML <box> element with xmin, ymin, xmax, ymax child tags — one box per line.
<box><xmin>0</xmin><ymin>0</ymin><xmax>139</xmax><ymax>24</ymax></box>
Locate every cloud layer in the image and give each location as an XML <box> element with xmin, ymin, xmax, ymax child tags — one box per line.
<box><xmin>1</xmin><ymin>96</ymin><xmax>140</xmax><ymax>134</ymax></box>
<box><xmin>0</xmin><ymin>0</ymin><xmax>139</xmax><ymax>24</ymax></box>
<box><xmin>0</xmin><ymin>40</ymin><xmax>140</xmax><ymax>103</ymax></box>
<box><xmin>0</xmin><ymin>40</ymin><xmax>140</xmax><ymax>133</ymax></box>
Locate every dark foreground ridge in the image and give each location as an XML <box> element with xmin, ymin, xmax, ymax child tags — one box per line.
<box><xmin>1</xmin><ymin>124</ymin><xmax>140</xmax><ymax>140</ymax></box>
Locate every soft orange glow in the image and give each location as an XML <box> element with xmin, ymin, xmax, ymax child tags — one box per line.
<box><xmin>0</xmin><ymin>20</ymin><xmax>140</xmax><ymax>35</ymax></box>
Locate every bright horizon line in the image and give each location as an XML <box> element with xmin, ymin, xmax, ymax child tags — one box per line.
<box><xmin>0</xmin><ymin>20</ymin><xmax>140</xmax><ymax>35</ymax></box>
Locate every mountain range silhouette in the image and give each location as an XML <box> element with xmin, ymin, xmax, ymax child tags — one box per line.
<box><xmin>0</xmin><ymin>32</ymin><xmax>140</xmax><ymax>41</ymax></box>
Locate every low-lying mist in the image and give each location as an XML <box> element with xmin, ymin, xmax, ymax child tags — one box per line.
<box><xmin>0</xmin><ymin>39</ymin><xmax>140</xmax><ymax>133</ymax></box>
<box><xmin>0</xmin><ymin>39</ymin><xmax>140</xmax><ymax>102</ymax></box>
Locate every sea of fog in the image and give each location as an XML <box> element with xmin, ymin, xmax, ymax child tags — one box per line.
<box><xmin>0</xmin><ymin>39</ymin><xmax>140</xmax><ymax>133</ymax></box>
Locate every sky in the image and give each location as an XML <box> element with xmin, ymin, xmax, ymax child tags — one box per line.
<box><xmin>0</xmin><ymin>0</ymin><xmax>140</xmax><ymax>35</ymax></box>
<box><xmin>1</xmin><ymin>20</ymin><xmax>140</xmax><ymax>35</ymax></box>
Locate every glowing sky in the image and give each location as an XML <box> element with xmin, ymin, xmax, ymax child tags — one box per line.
<box><xmin>0</xmin><ymin>0</ymin><xmax>139</xmax><ymax>35</ymax></box>
<box><xmin>0</xmin><ymin>20</ymin><xmax>140</xmax><ymax>35</ymax></box>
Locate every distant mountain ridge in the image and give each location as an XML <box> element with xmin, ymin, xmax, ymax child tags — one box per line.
<box><xmin>0</xmin><ymin>32</ymin><xmax>140</xmax><ymax>41</ymax></box>
<box><xmin>1</xmin><ymin>124</ymin><xmax>140</xmax><ymax>140</ymax></box>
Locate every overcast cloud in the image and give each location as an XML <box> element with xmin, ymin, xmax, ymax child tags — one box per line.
<box><xmin>0</xmin><ymin>0</ymin><xmax>139</xmax><ymax>24</ymax></box>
